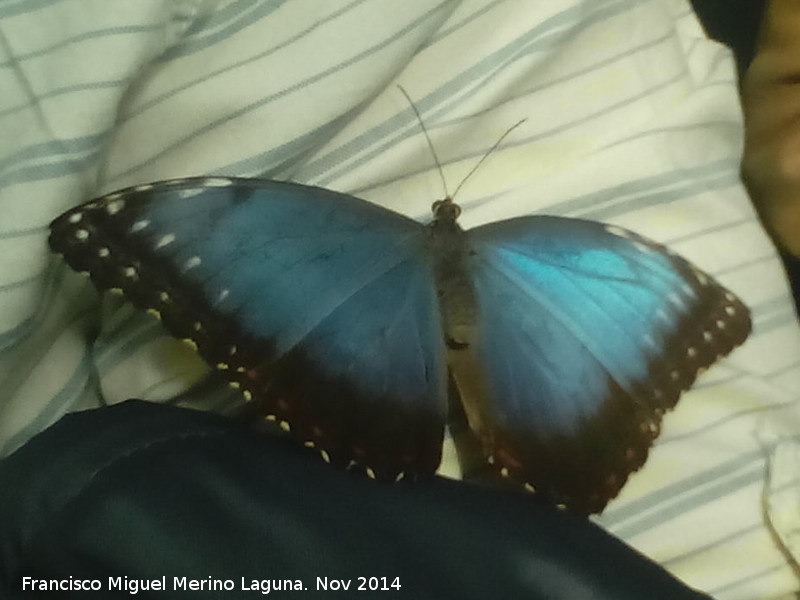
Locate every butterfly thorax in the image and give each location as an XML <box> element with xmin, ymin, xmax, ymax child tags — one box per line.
<box><xmin>427</xmin><ymin>199</ymin><xmax>478</xmax><ymax>350</ymax></box>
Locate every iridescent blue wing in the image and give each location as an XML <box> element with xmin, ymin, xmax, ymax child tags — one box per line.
<box><xmin>49</xmin><ymin>178</ymin><xmax>447</xmax><ymax>480</ymax></box>
<box><xmin>462</xmin><ymin>216</ymin><xmax>750</xmax><ymax>513</ymax></box>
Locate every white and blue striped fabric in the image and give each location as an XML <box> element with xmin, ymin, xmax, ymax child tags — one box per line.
<box><xmin>1</xmin><ymin>0</ymin><xmax>799</xmax><ymax>597</ymax></box>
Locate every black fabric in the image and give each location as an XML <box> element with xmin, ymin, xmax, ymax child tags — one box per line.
<box><xmin>783</xmin><ymin>251</ymin><xmax>800</xmax><ymax>310</ymax></box>
<box><xmin>690</xmin><ymin>0</ymin><xmax>766</xmax><ymax>76</ymax></box>
<box><xmin>0</xmin><ymin>401</ymin><xmax>710</xmax><ymax>599</ymax></box>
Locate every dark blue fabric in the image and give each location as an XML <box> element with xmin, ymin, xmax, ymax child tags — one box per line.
<box><xmin>0</xmin><ymin>401</ymin><xmax>710</xmax><ymax>599</ymax></box>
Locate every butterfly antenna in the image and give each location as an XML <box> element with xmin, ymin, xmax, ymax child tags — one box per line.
<box><xmin>398</xmin><ymin>85</ymin><xmax>450</xmax><ymax>199</ymax></box>
<box><xmin>450</xmin><ymin>118</ymin><xmax>527</xmax><ymax>200</ymax></box>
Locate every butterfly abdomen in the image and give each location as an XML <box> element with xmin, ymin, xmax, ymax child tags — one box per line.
<box><xmin>426</xmin><ymin>205</ymin><xmax>503</xmax><ymax>479</ymax></box>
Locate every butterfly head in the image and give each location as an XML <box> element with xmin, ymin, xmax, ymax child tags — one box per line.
<box><xmin>431</xmin><ymin>197</ymin><xmax>461</xmax><ymax>223</ymax></box>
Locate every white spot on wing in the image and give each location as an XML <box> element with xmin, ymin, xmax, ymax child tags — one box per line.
<box><xmin>155</xmin><ymin>233</ymin><xmax>176</xmax><ymax>249</ymax></box>
<box><xmin>68</xmin><ymin>212</ymin><xmax>83</xmax><ymax>224</ymax></box>
<box><xmin>98</xmin><ymin>247</ymin><xmax>110</xmax><ymax>257</ymax></box>
<box><xmin>184</xmin><ymin>256</ymin><xmax>201</xmax><ymax>270</ymax></box>
<box><xmin>105</xmin><ymin>199</ymin><xmax>125</xmax><ymax>214</ymax></box>
<box><xmin>130</xmin><ymin>220</ymin><xmax>150</xmax><ymax>233</ymax></box>
<box><xmin>74</xmin><ymin>229</ymin><xmax>89</xmax><ymax>240</ymax></box>
<box><xmin>202</xmin><ymin>177</ymin><xmax>233</xmax><ymax>187</ymax></box>
<box><xmin>605</xmin><ymin>225</ymin><xmax>632</xmax><ymax>238</ymax></box>
<box><xmin>178</xmin><ymin>188</ymin><xmax>204</xmax><ymax>199</ymax></box>
<box><xmin>135</xmin><ymin>184</ymin><xmax>154</xmax><ymax>192</ymax></box>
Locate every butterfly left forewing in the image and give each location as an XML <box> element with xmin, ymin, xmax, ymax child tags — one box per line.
<box><xmin>460</xmin><ymin>216</ymin><xmax>750</xmax><ymax>513</ymax></box>
<box><xmin>49</xmin><ymin>178</ymin><xmax>448</xmax><ymax>481</ymax></box>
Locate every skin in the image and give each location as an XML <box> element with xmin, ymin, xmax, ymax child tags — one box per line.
<box><xmin>741</xmin><ymin>0</ymin><xmax>800</xmax><ymax>257</ymax></box>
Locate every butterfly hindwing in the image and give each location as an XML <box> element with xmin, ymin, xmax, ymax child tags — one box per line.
<box><xmin>49</xmin><ymin>178</ymin><xmax>448</xmax><ymax>480</ymax></box>
<box><xmin>461</xmin><ymin>216</ymin><xmax>751</xmax><ymax>513</ymax></box>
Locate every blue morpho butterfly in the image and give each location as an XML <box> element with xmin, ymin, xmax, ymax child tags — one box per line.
<box><xmin>48</xmin><ymin>162</ymin><xmax>751</xmax><ymax>514</ymax></box>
